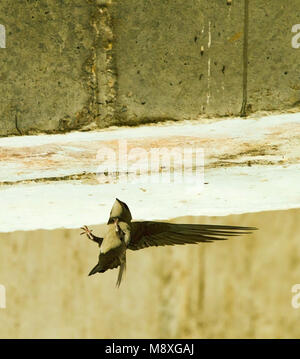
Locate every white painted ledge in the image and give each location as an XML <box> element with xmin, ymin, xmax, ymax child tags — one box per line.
<box><xmin>0</xmin><ymin>112</ymin><xmax>300</xmax><ymax>232</ymax></box>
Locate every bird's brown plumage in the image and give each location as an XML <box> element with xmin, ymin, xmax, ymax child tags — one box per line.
<box><xmin>81</xmin><ymin>199</ymin><xmax>257</xmax><ymax>287</ymax></box>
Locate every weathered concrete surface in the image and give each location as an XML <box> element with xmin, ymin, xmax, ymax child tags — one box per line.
<box><xmin>0</xmin><ymin>209</ymin><xmax>300</xmax><ymax>338</ymax></box>
<box><xmin>0</xmin><ymin>0</ymin><xmax>100</xmax><ymax>136</ymax></box>
<box><xmin>0</xmin><ymin>112</ymin><xmax>300</xmax><ymax>232</ymax></box>
<box><xmin>1</xmin><ymin>164</ymin><xmax>300</xmax><ymax>233</ymax></box>
<box><xmin>248</xmin><ymin>0</ymin><xmax>300</xmax><ymax>113</ymax></box>
<box><xmin>1</xmin><ymin>1</ymin><xmax>300</xmax><ymax>135</ymax></box>
<box><xmin>0</xmin><ymin>112</ymin><xmax>300</xmax><ymax>183</ymax></box>
<box><xmin>113</xmin><ymin>0</ymin><xmax>244</xmax><ymax>123</ymax></box>
<box><xmin>113</xmin><ymin>0</ymin><xmax>300</xmax><ymax>121</ymax></box>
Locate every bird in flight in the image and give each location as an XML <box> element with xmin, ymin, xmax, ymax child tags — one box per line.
<box><xmin>80</xmin><ymin>199</ymin><xmax>257</xmax><ymax>287</ymax></box>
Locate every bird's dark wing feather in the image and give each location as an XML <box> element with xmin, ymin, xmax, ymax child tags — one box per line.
<box><xmin>88</xmin><ymin>251</ymin><xmax>121</xmax><ymax>276</ymax></box>
<box><xmin>128</xmin><ymin>221</ymin><xmax>257</xmax><ymax>251</ymax></box>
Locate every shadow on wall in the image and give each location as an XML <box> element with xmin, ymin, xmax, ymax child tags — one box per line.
<box><xmin>0</xmin><ymin>209</ymin><xmax>300</xmax><ymax>338</ymax></box>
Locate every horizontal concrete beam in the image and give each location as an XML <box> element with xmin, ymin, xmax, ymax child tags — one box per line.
<box><xmin>0</xmin><ymin>112</ymin><xmax>299</xmax><ymax>232</ymax></box>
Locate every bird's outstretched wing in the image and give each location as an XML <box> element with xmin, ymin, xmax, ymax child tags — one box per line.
<box><xmin>128</xmin><ymin>221</ymin><xmax>257</xmax><ymax>250</ymax></box>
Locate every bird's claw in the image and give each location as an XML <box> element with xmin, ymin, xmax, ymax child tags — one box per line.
<box><xmin>80</xmin><ymin>225</ymin><xmax>93</xmax><ymax>239</ymax></box>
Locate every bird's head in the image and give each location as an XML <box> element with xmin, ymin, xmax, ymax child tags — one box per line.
<box><xmin>107</xmin><ymin>198</ymin><xmax>132</xmax><ymax>225</ymax></box>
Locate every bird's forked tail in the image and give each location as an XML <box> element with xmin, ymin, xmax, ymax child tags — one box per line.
<box><xmin>116</xmin><ymin>254</ymin><xmax>126</xmax><ymax>288</ymax></box>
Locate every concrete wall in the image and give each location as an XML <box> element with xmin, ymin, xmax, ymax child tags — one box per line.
<box><xmin>113</xmin><ymin>0</ymin><xmax>244</xmax><ymax>123</ymax></box>
<box><xmin>0</xmin><ymin>0</ymin><xmax>300</xmax><ymax>136</ymax></box>
<box><xmin>0</xmin><ymin>0</ymin><xmax>101</xmax><ymax>136</ymax></box>
<box><xmin>248</xmin><ymin>0</ymin><xmax>300</xmax><ymax>112</ymax></box>
<box><xmin>0</xmin><ymin>209</ymin><xmax>300</xmax><ymax>338</ymax></box>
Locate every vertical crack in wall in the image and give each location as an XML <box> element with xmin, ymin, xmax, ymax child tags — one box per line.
<box><xmin>240</xmin><ymin>0</ymin><xmax>249</xmax><ymax>117</ymax></box>
<box><xmin>59</xmin><ymin>1</ymin><xmax>102</xmax><ymax>132</ymax></box>
<box><xmin>90</xmin><ymin>6</ymin><xmax>100</xmax><ymax>125</ymax></box>
<box><xmin>72</xmin><ymin>1</ymin><xmax>117</xmax><ymax>132</ymax></box>
<box><xmin>15</xmin><ymin>114</ymin><xmax>22</xmax><ymax>136</ymax></box>
<box><xmin>96</xmin><ymin>0</ymin><xmax>118</xmax><ymax>128</ymax></box>
<box><xmin>207</xmin><ymin>21</ymin><xmax>212</xmax><ymax>107</ymax></box>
